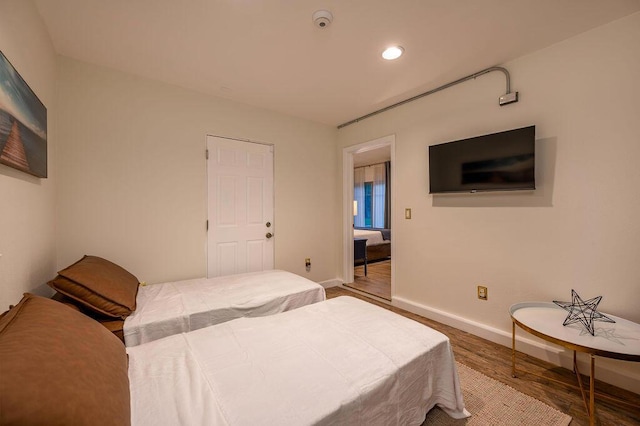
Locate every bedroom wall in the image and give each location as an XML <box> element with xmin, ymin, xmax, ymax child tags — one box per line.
<box><xmin>338</xmin><ymin>12</ymin><xmax>640</xmax><ymax>392</ymax></box>
<box><xmin>55</xmin><ymin>57</ymin><xmax>339</xmax><ymax>285</ymax></box>
<box><xmin>0</xmin><ymin>0</ymin><xmax>57</xmax><ymax>311</ymax></box>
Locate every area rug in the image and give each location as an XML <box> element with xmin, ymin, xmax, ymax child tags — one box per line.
<box><xmin>422</xmin><ymin>362</ymin><xmax>572</xmax><ymax>425</ymax></box>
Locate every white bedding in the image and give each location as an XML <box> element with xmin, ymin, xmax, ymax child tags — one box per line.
<box><xmin>354</xmin><ymin>228</ymin><xmax>385</xmax><ymax>245</ymax></box>
<box><xmin>123</xmin><ymin>270</ymin><xmax>325</xmax><ymax>347</ymax></box>
<box><xmin>127</xmin><ymin>296</ymin><xmax>468</xmax><ymax>425</ymax></box>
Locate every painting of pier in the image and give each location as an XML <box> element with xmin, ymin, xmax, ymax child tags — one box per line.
<box><xmin>0</xmin><ymin>51</ymin><xmax>47</xmax><ymax>178</ymax></box>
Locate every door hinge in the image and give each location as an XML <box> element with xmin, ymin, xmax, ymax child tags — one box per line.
<box><xmin>206</xmin><ymin>220</ymin><xmax>209</xmax><ymax>231</ymax></box>
<box><xmin>205</xmin><ymin>149</ymin><xmax>209</xmax><ymax>160</ymax></box>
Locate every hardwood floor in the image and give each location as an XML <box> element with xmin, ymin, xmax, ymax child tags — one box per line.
<box><xmin>345</xmin><ymin>259</ymin><xmax>391</xmax><ymax>300</ymax></box>
<box><xmin>325</xmin><ymin>286</ymin><xmax>640</xmax><ymax>426</ymax></box>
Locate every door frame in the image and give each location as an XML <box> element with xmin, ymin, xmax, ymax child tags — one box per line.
<box><xmin>342</xmin><ymin>134</ymin><xmax>395</xmax><ymax>299</ymax></box>
<box><xmin>206</xmin><ymin>134</ymin><xmax>275</xmax><ymax>278</ymax></box>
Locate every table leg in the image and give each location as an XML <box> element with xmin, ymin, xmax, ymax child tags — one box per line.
<box><xmin>574</xmin><ymin>351</ymin><xmax>589</xmax><ymax>414</ymax></box>
<box><xmin>574</xmin><ymin>351</ymin><xmax>597</xmax><ymax>425</ymax></box>
<box><xmin>590</xmin><ymin>355</ymin><xmax>595</xmax><ymax>426</ymax></box>
<box><xmin>511</xmin><ymin>321</ymin><xmax>517</xmax><ymax>378</ymax></box>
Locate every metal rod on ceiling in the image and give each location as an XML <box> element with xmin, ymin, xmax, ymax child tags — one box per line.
<box><xmin>337</xmin><ymin>66</ymin><xmax>517</xmax><ymax>129</ymax></box>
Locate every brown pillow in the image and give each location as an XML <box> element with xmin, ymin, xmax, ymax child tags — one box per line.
<box><xmin>0</xmin><ymin>293</ymin><xmax>131</xmax><ymax>425</ymax></box>
<box><xmin>48</xmin><ymin>255</ymin><xmax>140</xmax><ymax>319</ymax></box>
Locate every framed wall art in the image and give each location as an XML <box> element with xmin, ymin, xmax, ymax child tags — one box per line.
<box><xmin>0</xmin><ymin>51</ymin><xmax>47</xmax><ymax>178</ymax></box>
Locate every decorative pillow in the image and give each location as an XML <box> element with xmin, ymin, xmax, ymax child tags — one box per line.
<box><xmin>0</xmin><ymin>293</ymin><xmax>131</xmax><ymax>425</ymax></box>
<box><xmin>48</xmin><ymin>255</ymin><xmax>140</xmax><ymax>319</ymax></box>
<box><xmin>51</xmin><ymin>291</ymin><xmax>82</xmax><ymax>312</ymax></box>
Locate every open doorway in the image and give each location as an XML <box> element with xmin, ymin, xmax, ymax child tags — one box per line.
<box><xmin>342</xmin><ymin>135</ymin><xmax>395</xmax><ymax>301</ymax></box>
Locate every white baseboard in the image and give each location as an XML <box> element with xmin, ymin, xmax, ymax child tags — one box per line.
<box><xmin>318</xmin><ymin>278</ymin><xmax>342</xmax><ymax>289</ymax></box>
<box><xmin>393</xmin><ymin>296</ymin><xmax>640</xmax><ymax>394</ymax></box>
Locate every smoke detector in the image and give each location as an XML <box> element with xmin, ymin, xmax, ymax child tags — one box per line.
<box><xmin>312</xmin><ymin>10</ymin><xmax>333</xmax><ymax>29</ymax></box>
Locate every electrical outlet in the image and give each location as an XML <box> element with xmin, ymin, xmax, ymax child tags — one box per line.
<box><xmin>477</xmin><ymin>286</ymin><xmax>488</xmax><ymax>300</ymax></box>
<box><xmin>305</xmin><ymin>258</ymin><xmax>311</xmax><ymax>268</ymax></box>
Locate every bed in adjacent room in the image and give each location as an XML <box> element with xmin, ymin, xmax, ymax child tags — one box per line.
<box><xmin>0</xmin><ymin>293</ymin><xmax>468</xmax><ymax>426</ymax></box>
<box><xmin>47</xmin><ymin>255</ymin><xmax>326</xmax><ymax>346</ymax></box>
<box><xmin>354</xmin><ymin>227</ymin><xmax>391</xmax><ymax>262</ymax></box>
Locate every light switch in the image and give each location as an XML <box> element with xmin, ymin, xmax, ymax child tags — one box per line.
<box><xmin>405</xmin><ymin>208</ymin><xmax>412</xmax><ymax>219</ymax></box>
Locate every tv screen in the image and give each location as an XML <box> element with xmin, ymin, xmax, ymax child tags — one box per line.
<box><xmin>429</xmin><ymin>125</ymin><xmax>535</xmax><ymax>193</ymax></box>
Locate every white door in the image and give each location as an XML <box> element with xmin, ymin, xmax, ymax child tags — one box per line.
<box><xmin>207</xmin><ymin>136</ymin><xmax>274</xmax><ymax>277</ymax></box>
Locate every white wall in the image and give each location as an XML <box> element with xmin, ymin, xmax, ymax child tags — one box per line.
<box><xmin>0</xmin><ymin>0</ymin><xmax>57</xmax><ymax>310</ymax></box>
<box><xmin>55</xmin><ymin>57</ymin><xmax>339</xmax><ymax>285</ymax></box>
<box><xmin>338</xmin><ymin>13</ymin><xmax>640</xmax><ymax>392</ymax></box>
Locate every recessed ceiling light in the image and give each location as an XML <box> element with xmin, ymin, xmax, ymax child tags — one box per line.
<box><xmin>382</xmin><ymin>46</ymin><xmax>404</xmax><ymax>60</ymax></box>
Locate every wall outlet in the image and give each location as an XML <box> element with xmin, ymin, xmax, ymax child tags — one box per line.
<box><xmin>477</xmin><ymin>285</ymin><xmax>488</xmax><ymax>300</ymax></box>
<box><xmin>305</xmin><ymin>258</ymin><xmax>311</xmax><ymax>268</ymax></box>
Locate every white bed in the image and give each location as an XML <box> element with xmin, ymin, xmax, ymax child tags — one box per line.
<box><xmin>354</xmin><ymin>228</ymin><xmax>386</xmax><ymax>245</ymax></box>
<box><xmin>353</xmin><ymin>228</ymin><xmax>391</xmax><ymax>263</ymax></box>
<box><xmin>123</xmin><ymin>269</ymin><xmax>325</xmax><ymax>347</ymax></box>
<box><xmin>127</xmin><ymin>296</ymin><xmax>468</xmax><ymax>425</ymax></box>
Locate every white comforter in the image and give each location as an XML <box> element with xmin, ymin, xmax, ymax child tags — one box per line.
<box><xmin>123</xmin><ymin>270</ymin><xmax>325</xmax><ymax>347</ymax></box>
<box><xmin>127</xmin><ymin>296</ymin><xmax>468</xmax><ymax>425</ymax></box>
<box><xmin>354</xmin><ymin>229</ymin><xmax>385</xmax><ymax>245</ymax></box>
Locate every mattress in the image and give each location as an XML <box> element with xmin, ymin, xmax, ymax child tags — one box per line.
<box><xmin>127</xmin><ymin>296</ymin><xmax>468</xmax><ymax>425</ymax></box>
<box><xmin>123</xmin><ymin>269</ymin><xmax>325</xmax><ymax>347</ymax></box>
<box><xmin>354</xmin><ymin>228</ymin><xmax>385</xmax><ymax>245</ymax></box>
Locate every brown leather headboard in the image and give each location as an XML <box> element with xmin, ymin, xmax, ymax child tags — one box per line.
<box><xmin>0</xmin><ymin>293</ymin><xmax>131</xmax><ymax>425</ymax></box>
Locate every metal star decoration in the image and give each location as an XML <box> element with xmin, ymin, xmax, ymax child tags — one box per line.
<box><xmin>553</xmin><ymin>289</ymin><xmax>615</xmax><ymax>336</ymax></box>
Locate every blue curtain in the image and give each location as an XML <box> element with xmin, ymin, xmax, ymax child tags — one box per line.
<box><xmin>354</xmin><ymin>163</ymin><xmax>388</xmax><ymax>228</ymax></box>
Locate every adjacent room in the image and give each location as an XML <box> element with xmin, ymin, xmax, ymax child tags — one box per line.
<box><xmin>350</xmin><ymin>145</ymin><xmax>392</xmax><ymax>300</ymax></box>
<box><xmin>1</xmin><ymin>1</ymin><xmax>639</xmax><ymax>425</ymax></box>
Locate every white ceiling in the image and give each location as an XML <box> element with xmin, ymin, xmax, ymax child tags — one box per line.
<box><xmin>35</xmin><ymin>0</ymin><xmax>640</xmax><ymax>127</ymax></box>
<box><xmin>354</xmin><ymin>146</ymin><xmax>390</xmax><ymax>168</ymax></box>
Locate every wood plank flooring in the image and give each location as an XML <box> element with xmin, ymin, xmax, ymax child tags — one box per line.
<box><xmin>325</xmin><ymin>286</ymin><xmax>640</xmax><ymax>426</ymax></box>
<box><xmin>345</xmin><ymin>259</ymin><xmax>391</xmax><ymax>300</ymax></box>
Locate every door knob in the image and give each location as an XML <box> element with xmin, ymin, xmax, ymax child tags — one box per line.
<box><xmin>266</xmin><ymin>221</ymin><xmax>271</xmax><ymax>227</ymax></box>
<box><xmin>266</xmin><ymin>232</ymin><xmax>273</xmax><ymax>239</ymax></box>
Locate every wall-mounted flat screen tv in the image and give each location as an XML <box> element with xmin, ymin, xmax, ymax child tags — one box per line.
<box><xmin>429</xmin><ymin>125</ymin><xmax>535</xmax><ymax>193</ymax></box>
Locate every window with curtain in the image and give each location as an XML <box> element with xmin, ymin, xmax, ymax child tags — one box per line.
<box><xmin>354</xmin><ymin>162</ymin><xmax>389</xmax><ymax>228</ymax></box>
